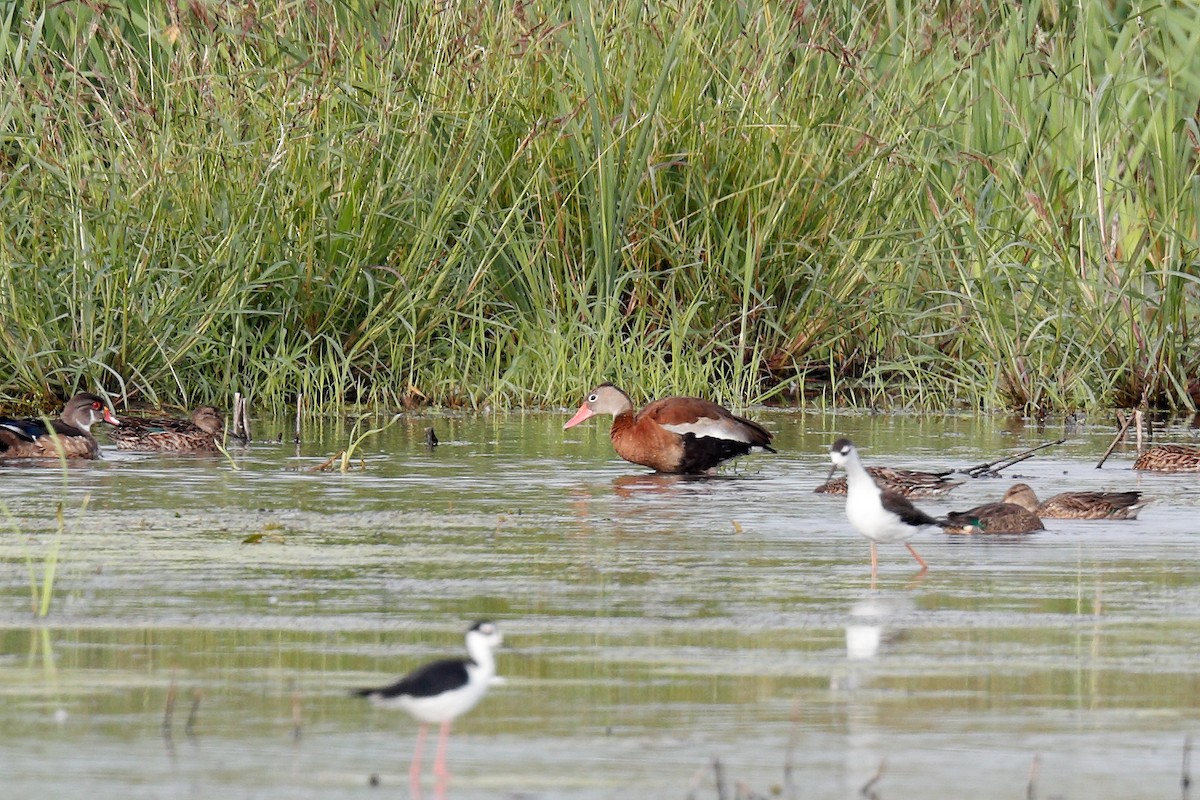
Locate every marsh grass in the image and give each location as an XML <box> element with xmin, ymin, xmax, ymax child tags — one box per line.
<box><xmin>312</xmin><ymin>412</ymin><xmax>402</xmax><ymax>472</ymax></box>
<box><xmin>0</xmin><ymin>1</ymin><xmax>1196</xmax><ymax>412</ymax></box>
<box><xmin>336</xmin><ymin>412</ymin><xmax>402</xmax><ymax>472</ymax></box>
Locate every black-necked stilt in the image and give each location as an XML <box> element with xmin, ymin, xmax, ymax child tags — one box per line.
<box><xmin>942</xmin><ymin>499</ymin><xmax>1044</xmax><ymax>534</ymax></box>
<box><xmin>353</xmin><ymin>621</ymin><xmax>503</xmax><ymax>789</ymax></box>
<box><xmin>827</xmin><ymin>438</ymin><xmax>941</xmax><ymax>576</ymax></box>
<box><xmin>1003</xmin><ymin>482</ymin><xmax>1148</xmax><ymax>520</ymax></box>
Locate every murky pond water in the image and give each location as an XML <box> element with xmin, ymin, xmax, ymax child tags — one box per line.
<box><xmin>1</xmin><ymin>411</ymin><xmax>1198</xmax><ymax>799</ymax></box>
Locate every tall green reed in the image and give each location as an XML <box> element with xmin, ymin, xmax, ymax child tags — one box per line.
<box><xmin>0</xmin><ymin>1</ymin><xmax>1195</xmax><ymax>412</ymax></box>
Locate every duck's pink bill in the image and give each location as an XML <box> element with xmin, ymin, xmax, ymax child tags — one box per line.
<box><xmin>563</xmin><ymin>405</ymin><xmax>595</xmax><ymax>429</ymax></box>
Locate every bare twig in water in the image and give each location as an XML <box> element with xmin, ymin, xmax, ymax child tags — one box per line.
<box><xmin>231</xmin><ymin>393</ymin><xmax>252</xmax><ymax>440</ymax></box>
<box><xmin>965</xmin><ymin>440</ymin><xmax>1065</xmax><ymax>478</ymax></box>
<box><xmin>292</xmin><ymin>691</ymin><xmax>303</xmax><ymax>741</ymax></box>
<box><xmin>185</xmin><ymin>688</ymin><xmax>202</xmax><ymax>737</ymax></box>
<box><xmin>311</xmin><ymin>451</ymin><xmax>344</xmax><ymax>471</ymax></box>
<box><xmin>713</xmin><ymin>756</ymin><xmax>728</xmax><ymax>800</ymax></box>
<box><xmin>1183</xmin><ymin>736</ymin><xmax>1192</xmax><ymax>800</ymax></box>
<box><xmin>238</xmin><ymin>395</ymin><xmax>251</xmax><ymax>441</ymax></box>
<box><xmin>1096</xmin><ymin>410</ymin><xmax>1136</xmax><ymax>469</ymax></box>
<box><xmin>860</xmin><ymin>758</ymin><xmax>886</xmax><ymax>798</ymax></box>
<box><xmin>1026</xmin><ymin>753</ymin><xmax>1040</xmax><ymax>800</ymax></box>
<box><xmin>783</xmin><ymin>699</ymin><xmax>801</xmax><ymax>800</ymax></box>
<box><xmin>162</xmin><ymin>670</ymin><xmax>177</xmax><ymax>736</ymax></box>
<box><xmin>294</xmin><ymin>393</ymin><xmax>303</xmax><ymax>444</ymax></box>
<box><xmin>734</xmin><ymin>780</ymin><xmax>769</xmax><ymax>800</ymax></box>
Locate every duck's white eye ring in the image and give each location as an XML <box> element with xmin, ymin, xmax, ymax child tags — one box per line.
<box><xmin>588</xmin><ymin>394</ymin><xmax>598</xmax><ymax>402</ymax></box>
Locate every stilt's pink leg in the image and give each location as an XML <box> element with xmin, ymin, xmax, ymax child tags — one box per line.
<box><xmin>410</xmin><ymin>723</ymin><xmax>429</xmax><ymax>794</ymax></box>
<box><xmin>433</xmin><ymin>720</ymin><xmax>453</xmax><ymax>788</ymax></box>
<box><xmin>905</xmin><ymin>542</ymin><xmax>928</xmax><ymax>571</ymax></box>
<box><xmin>870</xmin><ymin>542</ymin><xmax>878</xmax><ymax>576</ymax></box>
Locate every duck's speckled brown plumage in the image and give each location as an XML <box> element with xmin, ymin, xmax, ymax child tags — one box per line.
<box><xmin>0</xmin><ymin>393</ymin><xmax>120</xmax><ymax>459</ymax></box>
<box><xmin>564</xmin><ymin>384</ymin><xmax>774</xmax><ymax>474</ymax></box>
<box><xmin>815</xmin><ymin>466</ymin><xmax>962</xmax><ymax>498</ymax></box>
<box><xmin>943</xmin><ymin>501</ymin><xmax>1044</xmax><ymax>534</ymax></box>
<box><xmin>1002</xmin><ymin>483</ymin><xmax>1146</xmax><ymax>520</ymax></box>
<box><xmin>109</xmin><ymin>406</ymin><xmax>223</xmax><ymax>452</ymax></box>
<box><xmin>1133</xmin><ymin>445</ymin><xmax>1200</xmax><ymax>472</ymax></box>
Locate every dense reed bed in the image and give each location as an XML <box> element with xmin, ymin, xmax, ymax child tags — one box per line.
<box><xmin>0</xmin><ymin>1</ymin><xmax>1196</xmax><ymax>412</ymax></box>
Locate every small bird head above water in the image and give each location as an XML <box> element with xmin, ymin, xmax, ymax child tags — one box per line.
<box><xmin>827</xmin><ymin>437</ymin><xmax>857</xmax><ymax>480</ymax></box>
<box><xmin>467</xmin><ymin>620</ymin><xmax>503</xmax><ymax>650</ymax></box>
<box><xmin>190</xmin><ymin>406</ymin><xmax>224</xmax><ymax>435</ymax></box>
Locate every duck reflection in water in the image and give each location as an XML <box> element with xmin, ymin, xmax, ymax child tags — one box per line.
<box><xmin>611</xmin><ymin>472</ymin><xmax>704</xmax><ymax>497</ymax></box>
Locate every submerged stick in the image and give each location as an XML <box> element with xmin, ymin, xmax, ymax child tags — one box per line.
<box><xmin>860</xmin><ymin>758</ymin><xmax>886</xmax><ymax>798</ymax></box>
<box><xmin>232</xmin><ymin>393</ymin><xmax>242</xmax><ymax>440</ymax></box>
<box><xmin>311</xmin><ymin>451</ymin><xmax>344</xmax><ymax>472</ymax></box>
<box><xmin>710</xmin><ymin>758</ymin><xmax>729</xmax><ymax>800</ymax></box>
<box><xmin>1026</xmin><ymin>753</ymin><xmax>1040</xmax><ymax>800</ymax></box>
<box><xmin>292</xmin><ymin>691</ymin><xmax>303</xmax><ymax>741</ymax></box>
<box><xmin>162</xmin><ymin>670</ymin><xmax>177</xmax><ymax>736</ymax></box>
<box><xmin>782</xmin><ymin>699</ymin><xmax>801</xmax><ymax>800</ymax></box>
<box><xmin>713</xmin><ymin>756</ymin><xmax>728</xmax><ymax>800</ymax></box>
<box><xmin>239</xmin><ymin>395</ymin><xmax>251</xmax><ymax>441</ymax></box>
<box><xmin>1095</xmin><ymin>410</ymin><xmax>1136</xmax><ymax>469</ymax></box>
<box><xmin>964</xmin><ymin>439</ymin><xmax>1065</xmax><ymax>478</ymax></box>
<box><xmin>185</xmin><ymin>688</ymin><xmax>202</xmax><ymax>737</ymax></box>
<box><xmin>1183</xmin><ymin>736</ymin><xmax>1192</xmax><ymax>800</ymax></box>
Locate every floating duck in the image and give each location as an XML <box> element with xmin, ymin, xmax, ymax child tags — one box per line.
<box><xmin>564</xmin><ymin>383</ymin><xmax>774</xmax><ymax>474</ymax></box>
<box><xmin>0</xmin><ymin>393</ymin><xmax>120</xmax><ymax>459</ymax></box>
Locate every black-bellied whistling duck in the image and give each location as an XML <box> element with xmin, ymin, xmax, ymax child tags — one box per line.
<box><xmin>563</xmin><ymin>383</ymin><xmax>775</xmax><ymax>474</ymax></box>
<box><xmin>0</xmin><ymin>392</ymin><xmax>121</xmax><ymax>459</ymax></box>
<box><xmin>108</xmin><ymin>406</ymin><xmax>223</xmax><ymax>452</ymax></box>
<box><xmin>1002</xmin><ymin>483</ymin><xmax>1147</xmax><ymax>520</ymax></box>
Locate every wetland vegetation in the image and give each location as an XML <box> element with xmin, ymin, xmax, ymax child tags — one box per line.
<box><xmin>1</xmin><ymin>0</ymin><xmax>1198</xmax><ymax>414</ymax></box>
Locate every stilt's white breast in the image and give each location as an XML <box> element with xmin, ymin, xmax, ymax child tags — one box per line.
<box><xmin>845</xmin><ymin>495</ymin><xmax>919</xmax><ymax>544</ymax></box>
<box><xmin>369</xmin><ymin>662</ymin><xmax>491</xmax><ymax>724</ymax></box>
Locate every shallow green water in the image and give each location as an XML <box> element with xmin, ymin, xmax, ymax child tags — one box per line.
<box><xmin>1</xmin><ymin>411</ymin><xmax>1198</xmax><ymax>799</ymax></box>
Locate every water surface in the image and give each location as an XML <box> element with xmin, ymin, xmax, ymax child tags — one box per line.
<box><xmin>1</xmin><ymin>411</ymin><xmax>1198</xmax><ymax>799</ymax></box>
